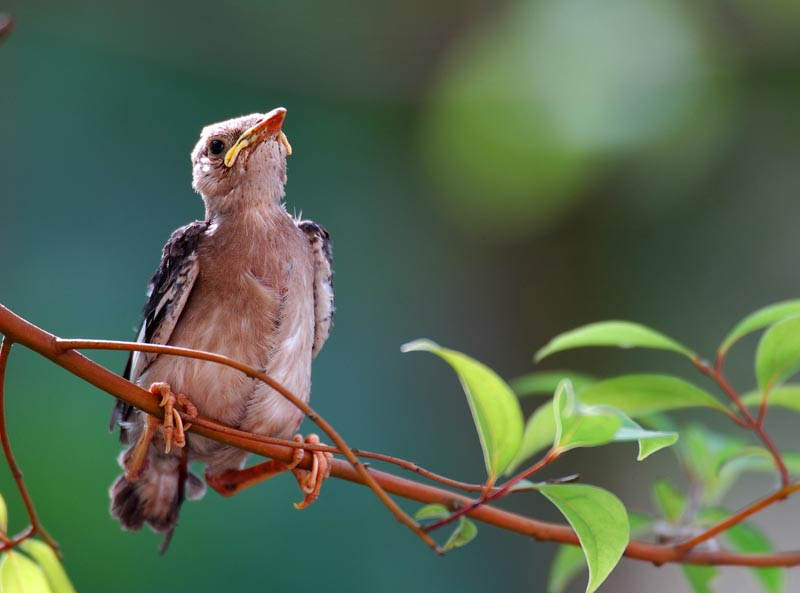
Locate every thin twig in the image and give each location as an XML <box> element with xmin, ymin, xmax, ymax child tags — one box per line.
<box><xmin>54</xmin><ymin>338</ymin><xmax>441</xmax><ymax>553</ymax></box>
<box><xmin>423</xmin><ymin>448</ymin><xmax>560</xmax><ymax>533</ymax></box>
<box><xmin>2</xmin><ymin>304</ymin><xmax>800</xmax><ymax>566</ymax></box>
<box><xmin>675</xmin><ymin>481</ymin><xmax>800</xmax><ymax>553</ymax></box>
<box><xmin>693</xmin><ymin>357</ymin><xmax>790</xmax><ymax>486</ymax></box>
<box><xmin>0</xmin><ymin>338</ymin><xmax>59</xmax><ymax>554</ymax></box>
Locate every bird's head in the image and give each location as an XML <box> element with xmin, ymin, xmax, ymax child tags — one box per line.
<box><xmin>191</xmin><ymin>108</ymin><xmax>292</xmax><ymax>214</ymax></box>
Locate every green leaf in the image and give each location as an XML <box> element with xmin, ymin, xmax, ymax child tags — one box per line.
<box><xmin>537</xmin><ymin>484</ymin><xmax>629</xmax><ymax>593</ymax></box>
<box><xmin>402</xmin><ymin>339</ymin><xmax>524</xmax><ymax>480</ymax></box>
<box><xmin>511</xmin><ymin>371</ymin><xmax>595</xmax><ymax>397</ymax></box>
<box><xmin>755</xmin><ymin>317</ymin><xmax>800</xmax><ymax>392</ymax></box>
<box><xmin>535</xmin><ymin>321</ymin><xmax>694</xmax><ymax>362</ymax></box>
<box><xmin>548</xmin><ymin>513</ymin><xmax>650</xmax><ymax>593</ymax></box>
<box><xmin>651</xmin><ymin>478</ymin><xmax>686</xmax><ymax>523</ymax></box>
<box><xmin>0</xmin><ymin>551</ymin><xmax>52</xmax><ymax>593</ymax></box>
<box><xmin>553</xmin><ymin>382</ymin><xmax>621</xmax><ymax>452</ymax></box>
<box><xmin>719</xmin><ymin>300</ymin><xmax>800</xmax><ymax>356</ymax></box>
<box><xmin>611</xmin><ymin>414</ymin><xmax>679</xmax><ymax>461</ymax></box>
<box><xmin>699</xmin><ymin>509</ymin><xmax>783</xmax><ymax>593</ymax></box>
<box><xmin>18</xmin><ymin>541</ymin><xmax>76</xmax><ymax>593</ymax></box>
<box><xmin>443</xmin><ymin>517</ymin><xmax>478</xmax><ymax>551</ymax></box>
<box><xmin>680</xmin><ymin>424</ymin><xmax>747</xmax><ymax>504</ymax></box>
<box><xmin>577</xmin><ymin>375</ymin><xmax>729</xmax><ymax>416</ymax></box>
<box><xmin>0</xmin><ymin>492</ymin><xmax>7</xmax><ymax>534</ymax></box>
<box><xmin>718</xmin><ymin>447</ymin><xmax>800</xmax><ymax>481</ymax></box>
<box><xmin>682</xmin><ymin>565</ymin><xmax>718</xmax><ymax>593</ymax></box>
<box><xmin>507</xmin><ymin>375</ymin><xmax>720</xmax><ymax>472</ymax></box>
<box><xmin>414</xmin><ymin>504</ymin><xmax>449</xmax><ymax>521</ymax></box>
<box><xmin>742</xmin><ymin>385</ymin><xmax>800</xmax><ymax>412</ymax></box>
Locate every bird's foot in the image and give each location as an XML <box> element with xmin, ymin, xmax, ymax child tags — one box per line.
<box><xmin>149</xmin><ymin>382</ymin><xmax>198</xmax><ymax>454</ymax></box>
<box><xmin>124</xmin><ymin>414</ymin><xmax>161</xmax><ymax>482</ymax></box>
<box><xmin>290</xmin><ymin>434</ymin><xmax>333</xmax><ymax>510</ymax></box>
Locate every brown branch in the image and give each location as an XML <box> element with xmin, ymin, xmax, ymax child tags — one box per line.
<box><xmin>2</xmin><ymin>304</ymin><xmax>800</xmax><ymax>567</ymax></box>
<box><xmin>693</xmin><ymin>357</ymin><xmax>790</xmax><ymax>486</ymax></box>
<box><xmin>675</xmin><ymin>481</ymin><xmax>800</xmax><ymax>554</ymax></box>
<box><xmin>53</xmin><ymin>338</ymin><xmax>440</xmax><ymax>554</ymax></box>
<box><xmin>0</xmin><ymin>338</ymin><xmax>59</xmax><ymax>553</ymax></box>
<box><xmin>0</xmin><ymin>14</ymin><xmax>14</xmax><ymax>44</ymax></box>
<box><xmin>424</xmin><ymin>448</ymin><xmax>560</xmax><ymax>533</ymax></box>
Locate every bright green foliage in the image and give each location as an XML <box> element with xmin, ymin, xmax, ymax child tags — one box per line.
<box><xmin>755</xmin><ymin>317</ymin><xmax>800</xmax><ymax>392</ymax></box>
<box><xmin>553</xmin><ymin>382</ymin><xmax>621</xmax><ymax>452</ymax></box>
<box><xmin>0</xmin><ymin>551</ymin><xmax>52</xmax><ymax>593</ymax></box>
<box><xmin>18</xmin><ymin>541</ymin><xmax>76</xmax><ymax>593</ymax></box>
<box><xmin>742</xmin><ymin>385</ymin><xmax>800</xmax><ymax>412</ymax></box>
<box><xmin>577</xmin><ymin>375</ymin><xmax>728</xmax><ymax>416</ymax></box>
<box><xmin>443</xmin><ymin>518</ymin><xmax>478</xmax><ymax>551</ymax></box>
<box><xmin>402</xmin><ymin>339</ymin><xmax>524</xmax><ymax>481</ymax></box>
<box><xmin>547</xmin><ymin>513</ymin><xmax>650</xmax><ymax>593</ymax></box>
<box><xmin>535</xmin><ymin>321</ymin><xmax>695</xmax><ymax>362</ymax></box>
<box><xmin>537</xmin><ymin>484</ymin><xmax>629</xmax><ymax>593</ymax></box>
<box><xmin>414</xmin><ymin>504</ymin><xmax>449</xmax><ymax>521</ymax></box>
<box><xmin>699</xmin><ymin>509</ymin><xmax>783</xmax><ymax>593</ymax></box>
<box><xmin>718</xmin><ymin>447</ymin><xmax>800</xmax><ymax>481</ymax></box>
<box><xmin>681</xmin><ymin>424</ymin><xmax>747</xmax><ymax>504</ymax></box>
<box><xmin>511</xmin><ymin>371</ymin><xmax>595</xmax><ymax>396</ymax></box>
<box><xmin>652</xmin><ymin>478</ymin><xmax>686</xmax><ymax>523</ymax></box>
<box><xmin>507</xmin><ymin>375</ymin><xmax>708</xmax><ymax>472</ymax></box>
<box><xmin>682</xmin><ymin>565</ymin><xmax>718</xmax><ymax>593</ymax></box>
<box><xmin>719</xmin><ymin>300</ymin><xmax>800</xmax><ymax>356</ymax></box>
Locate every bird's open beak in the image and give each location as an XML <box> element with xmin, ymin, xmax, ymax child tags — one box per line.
<box><xmin>224</xmin><ymin>107</ymin><xmax>292</xmax><ymax>168</ymax></box>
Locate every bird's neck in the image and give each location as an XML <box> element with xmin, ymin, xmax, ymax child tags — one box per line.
<box><xmin>206</xmin><ymin>195</ymin><xmax>287</xmax><ymax>236</ymax></box>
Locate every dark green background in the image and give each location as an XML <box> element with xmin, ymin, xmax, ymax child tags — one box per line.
<box><xmin>2</xmin><ymin>1</ymin><xmax>800</xmax><ymax>591</ymax></box>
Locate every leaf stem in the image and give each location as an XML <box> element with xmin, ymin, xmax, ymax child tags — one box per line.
<box><xmin>693</xmin><ymin>357</ymin><xmax>789</xmax><ymax>486</ymax></box>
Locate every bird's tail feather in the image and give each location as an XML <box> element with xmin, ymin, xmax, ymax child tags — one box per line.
<box><xmin>110</xmin><ymin>445</ymin><xmax>205</xmax><ymax>545</ymax></box>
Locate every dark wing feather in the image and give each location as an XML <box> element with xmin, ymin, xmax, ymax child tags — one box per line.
<box><xmin>297</xmin><ymin>220</ymin><xmax>334</xmax><ymax>357</ymax></box>
<box><xmin>110</xmin><ymin>220</ymin><xmax>209</xmax><ymax>440</ymax></box>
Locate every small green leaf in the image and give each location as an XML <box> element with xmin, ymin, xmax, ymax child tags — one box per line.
<box><xmin>547</xmin><ymin>513</ymin><xmax>651</xmax><ymax>593</ymax></box>
<box><xmin>507</xmin><ymin>375</ymin><xmax>721</xmax><ymax>473</ymax></box>
<box><xmin>611</xmin><ymin>415</ymin><xmax>678</xmax><ymax>461</ymax></box>
<box><xmin>553</xmin><ymin>382</ymin><xmax>621</xmax><ymax>452</ymax></box>
<box><xmin>755</xmin><ymin>317</ymin><xmax>800</xmax><ymax>392</ymax></box>
<box><xmin>719</xmin><ymin>300</ymin><xmax>800</xmax><ymax>356</ymax></box>
<box><xmin>443</xmin><ymin>517</ymin><xmax>478</xmax><ymax>551</ymax></box>
<box><xmin>511</xmin><ymin>371</ymin><xmax>595</xmax><ymax>397</ymax></box>
<box><xmin>537</xmin><ymin>484</ymin><xmax>629</xmax><ymax>593</ymax></box>
<box><xmin>402</xmin><ymin>339</ymin><xmax>524</xmax><ymax>480</ymax></box>
<box><xmin>718</xmin><ymin>447</ymin><xmax>800</xmax><ymax>480</ymax></box>
<box><xmin>0</xmin><ymin>492</ymin><xmax>7</xmax><ymax>534</ymax></box>
<box><xmin>18</xmin><ymin>541</ymin><xmax>76</xmax><ymax>593</ymax></box>
<box><xmin>681</xmin><ymin>424</ymin><xmax>747</xmax><ymax>504</ymax></box>
<box><xmin>414</xmin><ymin>504</ymin><xmax>449</xmax><ymax>521</ymax></box>
<box><xmin>0</xmin><ymin>551</ymin><xmax>52</xmax><ymax>593</ymax></box>
<box><xmin>682</xmin><ymin>565</ymin><xmax>718</xmax><ymax>593</ymax></box>
<box><xmin>535</xmin><ymin>321</ymin><xmax>695</xmax><ymax>362</ymax></box>
<box><xmin>652</xmin><ymin>478</ymin><xmax>686</xmax><ymax>523</ymax></box>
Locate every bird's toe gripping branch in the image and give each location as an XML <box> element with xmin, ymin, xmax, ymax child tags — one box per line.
<box><xmin>123</xmin><ymin>382</ymin><xmax>198</xmax><ymax>481</ymax></box>
<box><xmin>204</xmin><ymin>434</ymin><xmax>332</xmax><ymax>509</ymax></box>
<box><xmin>291</xmin><ymin>434</ymin><xmax>333</xmax><ymax>510</ymax></box>
<box><xmin>151</xmin><ymin>382</ymin><xmax>198</xmax><ymax>454</ymax></box>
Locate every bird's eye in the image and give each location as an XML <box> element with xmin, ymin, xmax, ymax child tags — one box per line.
<box><xmin>209</xmin><ymin>139</ymin><xmax>226</xmax><ymax>155</ymax></box>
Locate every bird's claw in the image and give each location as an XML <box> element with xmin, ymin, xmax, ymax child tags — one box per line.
<box><xmin>149</xmin><ymin>382</ymin><xmax>198</xmax><ymax>454</ymax></box>
<box><xmin>291</xmin><ymin>434</ymin><xmax>333</xmax><ymax>510</ymax></box>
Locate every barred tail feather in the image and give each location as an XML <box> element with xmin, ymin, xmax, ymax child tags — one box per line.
<box><xmin>110</xmin><ymin>446</ymin><xmax>205</xmax><ymax>537</ymax></box>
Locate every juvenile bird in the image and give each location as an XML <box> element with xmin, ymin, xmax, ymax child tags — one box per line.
<box><xmin>109</xmin><ymin>108</ymin><xmax>334</xmax><ymax>545</ymax></box>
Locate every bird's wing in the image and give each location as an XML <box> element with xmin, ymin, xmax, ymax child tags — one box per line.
<box><xmin>297</xmin><ymin>220</ymin><xmax>334</xmax><ymax>358</ymax></box>
<box><xmin>110</xmin><ymin>220</ymin><xmax>210</xmax><ymax>439</ymax></box>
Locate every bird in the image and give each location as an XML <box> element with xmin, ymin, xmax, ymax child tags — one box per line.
<box><xmin>108</xmin><ymin>107</ymin><xmax>334</xmax><ymax>547</ymax></box>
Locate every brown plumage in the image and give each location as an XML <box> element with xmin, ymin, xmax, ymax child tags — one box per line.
<box><xmin>109</xmin><ymin>108</ymin><xmax>334</xmax><ymax>543</ymax></box>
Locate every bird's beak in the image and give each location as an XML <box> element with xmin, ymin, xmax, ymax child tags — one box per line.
<box><xmin>224</xmin><ymin>107</ymin><xmax>292</xmax><ymax>168</ymax></box>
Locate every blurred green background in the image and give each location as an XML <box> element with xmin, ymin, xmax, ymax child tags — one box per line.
<box><xmin>2</xmin><ymin>0</ymin><xmax>800</xmax><ymax>591</ymax></box>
